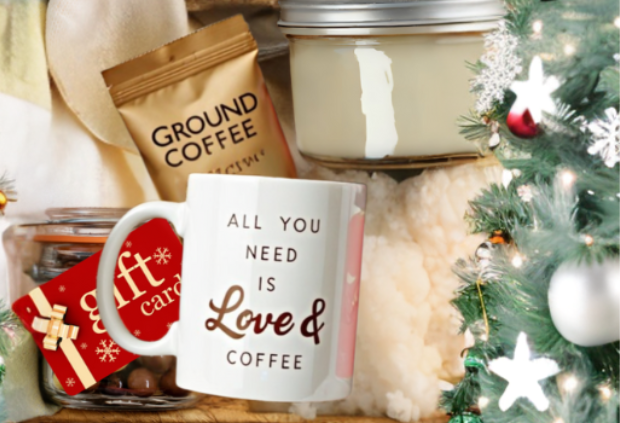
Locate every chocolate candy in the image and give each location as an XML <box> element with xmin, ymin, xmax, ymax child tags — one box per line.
<box><xmin>101</xmin><ymin>374</ymin><xmax>126</xmax><ymax>396</ymax></box>
<box><xmin>49</xmin><ymin>357</ymin><xmax>193</xmax><ymax>399</ymax></box>
<box><xmin>138</xmin><ymin>355</ymin><xmax>174</xmax><ymax>374</ymax></box>
<box><xmin>127</xmin><ymin>368</ymin><xmax>158</xmax><ymax>397</ymax></box>
<box><xmin>160</xmin><ymin>368</ymin><xmax>190</xmax><ymax>397</ymax></box>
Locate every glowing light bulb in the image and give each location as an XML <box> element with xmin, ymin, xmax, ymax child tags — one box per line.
<box><xmin>512</xmin><ymin>253</ymin><xmax>524</xmax><ymax>268</ymax></box>
<box><xmin>478</xmin><ymin>396</ymin><xmax>490</xmax><ymax>409</ymax></box>
<box><xmin>554</xmin><ymin>419</ymin><xmax>565</xmax><ymax>423</ymax></box>
<box><xmin>614</xmin><ymin>16</ymin><xmax>620</xmax><ymax>28</ymax></box>
<box><xmin>480</xmin><ymin>333</ymin><xmax>488</xmax><ymax>342</ymax></box>
<box><xmin>563</xmin><ymin>44</ymin><xmax>576</xmax><ymax>56</ymax></box>
<box><xmin>563</xmin><ymin>375</ymin><xmax>578</xmax><ymax>392</ymax></box>
<box><xmin>532</xmin><ymin>20</ymin><xmax>543</xmax><ymax>35</ymax></box>
<box><xmin>584</xmin><ymin>235</ymin><xmax>594</xmax><ymax>247</ymax></box>
<box><xmin>599</xmin><ymin>385</ymin><xmax>612</xmax><ymax>400</ymax></box>
<box><xmin>560</xmin><ymin>170</ymin><xmax>576</xmax><ymax>187</ymax></box>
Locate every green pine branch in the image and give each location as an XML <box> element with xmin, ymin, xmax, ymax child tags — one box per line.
<box><xmin>443</xmin><ymin>0</ymin><xmax>619</xmax><ymax>421</ymax></box>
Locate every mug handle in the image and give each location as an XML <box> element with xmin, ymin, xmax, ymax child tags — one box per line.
<box><xmin>96</xmin><ymin>202</ymin><xmax>185</xmax><ymax>356</ymax></box>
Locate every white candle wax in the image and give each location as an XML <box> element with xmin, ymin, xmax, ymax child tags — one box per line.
<box><xmin>288</xmin><ymin>33</ymin><xmax>485</xmax><ymax>162</ymax></box>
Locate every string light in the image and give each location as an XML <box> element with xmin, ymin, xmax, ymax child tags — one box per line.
<box><xmin>562</xmin><ymin>375</ymin><xmax>579</xmax><ymax>392</ymax></box>
<box><xmin>599</xmin><ymin>385</ymin><xmax>612</xmax><ymax>400</ymax></box>
<box><xmin>554</xmin><ymin>419</ymin><xmax>565</xmax><ymax>423</ymax></box>
<box><xmin>563</xmin><ymin>44</ymin><xmax>576</xmax><ymax>56</ymax></box>
<box><xmin>584</xmin><ymin>234</ymin><xmax>594</xmax><ymax>247</ymax></box>
<box><xmin>614</xmin><ymin>16</ymin><xmax>620</xmax><ymax>28</ymax></box>
<box><xmin>512</xmin><ymin>253</ymin><xmax>524</xmax><ymax>268</ymax></box>
<box><xmin>560</xmin><ymin>170</ymin><xmax>577</xmax><ymax>187</ymax></box>
<box><xmin>478</xmin><ymin>396</ymin><xmax>490</xmax><ymax>409</ymax></box>
<box><xmin>480</xmin><ymin>333</ymin><xmax>489</xmax><ymax>342</ymax></box>
<box><xmin>532</xmin><ymin>20</ymin><xmax>543</xmax><ymax>34</ymax></box>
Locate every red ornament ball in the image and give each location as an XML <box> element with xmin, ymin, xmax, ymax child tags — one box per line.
<box><xmin>506</xmin><ymin>108</ymin><xmax>539</xmax><ymax>138</ymax></box>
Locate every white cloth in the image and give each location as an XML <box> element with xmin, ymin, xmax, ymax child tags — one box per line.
<box><xmin>46</xmin><ymin>0</ymin><xmax>189</xmax><ymax>152</ymax></box>
<box><xmin>0</xmin><ymin>88</ymin><xmax>160</xmax><ymax>302</ymax></box>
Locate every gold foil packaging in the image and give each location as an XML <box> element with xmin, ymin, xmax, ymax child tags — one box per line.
<box><xmin>103</xmin><ymin>15</ymin><xmax>296</xmax><ymax>201</ymax></box>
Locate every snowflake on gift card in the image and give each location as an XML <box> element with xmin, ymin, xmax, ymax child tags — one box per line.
<box><xmin>167</xmin><ymin>323</ymin><xmax>173</xmax><ymax>329</ymax></box>
<box><xmin>95</xmin><ymin>340</ymin><xmax>121</xmax><ymax>363</ymax></box>
<box><xmin>65</xmin><ymin>378</ymin><xmax>76</xmax><ymax>387</ymax></box>
<box><xmin>80</xmin><ymin>342</ymin><xmax>88</xmax><ymax>350</ymax></box>
<box><xmin>59</xmin><ymin>285</ymin><xmax>66</xmax><ymax>293</ymax></box>
<box><xmin>153</xmin><ymin>247</ymin><xmax>172</xmax><ymax>265</ymax></box>
<box><xmin>134</xmin><ymin>330</ymin><xmax>141</xmax><ymax>337</ymax></box>
<box><xmin>473</xmin><ymin>21</ymin><xmax>522</xmax><ymax>113</ymax></box>
<box><xmin>125</xmin><ymin>241</ymin><xmax>132</xmax><ymax>248</ymax></box>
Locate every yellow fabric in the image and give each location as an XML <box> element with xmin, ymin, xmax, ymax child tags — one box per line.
<box><xmin>0</xmin><ymin>0</ymin><xmax>51</xmax><ymax>110</ymax></box>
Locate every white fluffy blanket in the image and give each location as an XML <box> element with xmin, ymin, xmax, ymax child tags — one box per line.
<box><xmin>290</xmin><ymin>164</ymin><xmax>500</xmax><ymax>422</ymax></box>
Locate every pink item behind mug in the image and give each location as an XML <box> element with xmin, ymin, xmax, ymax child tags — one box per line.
<box><xmin>337</xmin><ymin>194</ymin><xmax>365</xmax><ymax>378</ymax></box>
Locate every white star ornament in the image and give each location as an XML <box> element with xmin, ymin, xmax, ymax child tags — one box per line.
<box><xmin>488</xmin><ymin>332</ymin><xmax>560</xmax><ymax>412</ymax></box>
<box><xmin>510</xmin><ymin>56</ymin><xmax>560</xmax><ymax>123</ymax></box>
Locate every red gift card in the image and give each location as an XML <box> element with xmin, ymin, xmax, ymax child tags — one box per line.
<box><xmin>12</xmin><ymin>218</ymin><xmax>182</xmax><ymax>395</ymax></box>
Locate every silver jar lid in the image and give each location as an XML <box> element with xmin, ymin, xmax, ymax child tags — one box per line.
<box><xmin>279</xmin><ymin>0</ymin><xmax>504</xmax><ymax>34</ymax></box>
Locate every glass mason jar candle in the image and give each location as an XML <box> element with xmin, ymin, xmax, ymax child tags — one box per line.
<box><xmin>3</xmin><ymin>208</ymin><xmax>201</xmax><ymax>410</ymax></box>
<box><xmin>278</xmin><ymin>0</ymin><xmax>503</xmax><ymax>169</ymax></box>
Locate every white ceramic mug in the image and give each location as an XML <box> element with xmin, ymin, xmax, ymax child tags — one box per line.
<box><xmin>97</xmin><ymin>174</ymin><xmax>366</xmax><ymax>402</ymax></box>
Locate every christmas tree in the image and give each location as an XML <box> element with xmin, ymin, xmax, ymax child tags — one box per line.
<box><xmin>442</xmin><ymin>0</ymin><xmax>620</xmax><ymax>422</ymax></box>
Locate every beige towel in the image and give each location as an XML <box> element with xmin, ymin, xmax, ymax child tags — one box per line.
<box><xmin>46</xmin><ymin>0</ymin><xmax>189</xmax><ymax>152</ymax></box>
<box><xmin>0</xmin><ymin>0</ymin><xmax>51</xmax><ymax>110</ymax></box>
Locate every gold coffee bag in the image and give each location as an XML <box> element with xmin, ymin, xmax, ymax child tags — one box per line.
<box><xmin>103</xmin><ymin>15</ymin><xmax>296</xmax><ymax>201</ymax></box>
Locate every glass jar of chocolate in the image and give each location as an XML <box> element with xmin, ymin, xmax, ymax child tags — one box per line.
<box><xmin>278</xmin><ymin>0</ymin><xmax>503</xmax><ymax>170</ymax></box>
<box><xmin>3</xmin><ymin>208</ymin><xmax>201</xmax><ymax>410</ymax></box>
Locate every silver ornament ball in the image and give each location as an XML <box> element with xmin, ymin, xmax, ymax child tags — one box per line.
<box><xmin>548</xmin><ymin>258</ymin><xmax>620</xmax><ymax>347</ymax></box>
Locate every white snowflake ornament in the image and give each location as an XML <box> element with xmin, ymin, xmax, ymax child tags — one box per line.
<box><xmin>585</xmin><ymin>108</ymin><xmax>620</xmax><ymax>168</ymax></box>
<box><xmin>489</xmin><ymin>332</ymin><xmax>560</xmax><ymax>412</ymax></box>
<box><xmin>473</xmin><ymin>21</ymin><xmax>523</xmax><ymax>113</ymax></box>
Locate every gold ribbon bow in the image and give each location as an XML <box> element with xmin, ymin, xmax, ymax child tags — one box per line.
<box><xmin>32</xmin><ymin>304</ymin><xmax>79</xmax><ymax>351</ymax></box>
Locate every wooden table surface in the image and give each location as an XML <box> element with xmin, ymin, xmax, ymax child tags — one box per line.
<box><xmin>28</xmin><ymin>396</ymin><xmax>451</xmax><ymax>423</ymax></box>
